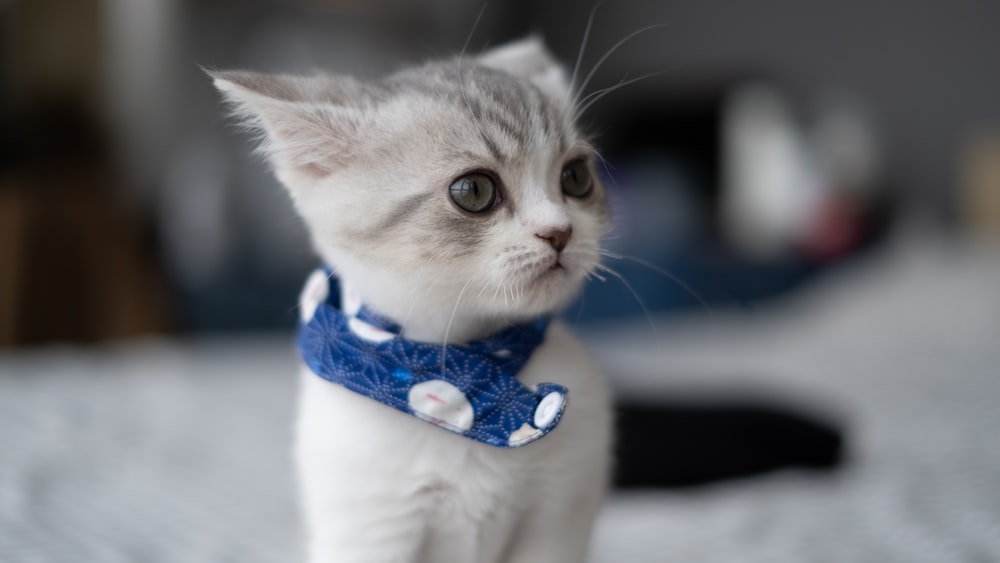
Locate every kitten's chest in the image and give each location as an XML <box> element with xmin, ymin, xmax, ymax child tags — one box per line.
<box><xmin>296</xmin><ymin>321</ymin><xmax>607</xmax><ymax>491</ymax></box>
<box><xmin>419</xmin><ymin>440</ymin><xmax>529</xmax><ymax>515</ymax></box>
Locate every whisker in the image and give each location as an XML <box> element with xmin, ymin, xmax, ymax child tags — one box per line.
<box><xmin>459</xmin><ymin>3</ymin><xmax>488</xmax><ymax>65</ymax></box>
<box><xmin>441</xmin><ymin>278</ymin><xmax>474</xmax><ymax>376</ymax></box>
<box><xmin>591</xmin><ymin>146</ymin><xmax>627</xmax><ymax>199</ymax></box>
<box><xmin>570</xmin><ymin>1</ymin><xmax>606</xmax><ymax>101</ymax></box>
<box><xmin>572</xmin><ymin>278</ymin><xmax>589</xmax><ymax>321</ymax></box>
<box><xmin>477</xmin><ymin>279</ymin><xmax>492</xmax><ymax>299</ymax></box>
<box><xmin>600</xmin><ymin>250</ymin><xmax>712</xmax><ymax>313</ymax></box>
<box><xmin>595</xmin><ymin>263</ymin><xmax>657</xmax><ymax>334</ymax></box>
<box><xmin>573</xmin><ymin>23</ymin><xmax>666</xmax><ymax>115</ymax></box>
<box><xmin>576</xmin><ymin>70</ymin><xmax>665</xmax><ymax>117</ymax></box>
<box><xmin>457</xmin><ymin>4</ymin><xmax>493</xmax><ymax>154</ymax></box>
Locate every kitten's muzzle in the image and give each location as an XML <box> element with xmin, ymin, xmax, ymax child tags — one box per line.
<box><xmin>536</xmin><ymin>225</ymin><xmax>572</xmax><ymax>252</ymax></box>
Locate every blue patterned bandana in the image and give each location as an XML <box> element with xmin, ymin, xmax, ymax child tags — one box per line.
<box><xmin>295</xmin><ymin>268</ymin><xmax>568</xmax><ymax>448</ymax></box>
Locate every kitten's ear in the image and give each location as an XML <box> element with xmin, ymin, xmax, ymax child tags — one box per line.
<box><xmin>479</xmin><ymin>37</ymin><xmax>571</xmax><ymax>105</ymax></box>
<box><xmin>208</xmin><ymin>69</ymin><xmax>363</xmax><ymax>181</ymax></box>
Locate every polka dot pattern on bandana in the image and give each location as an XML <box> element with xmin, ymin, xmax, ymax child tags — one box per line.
<box><xmin>296</xmin><ymin>268</ymin><xmax>568</xmax><ymax>448</ymax></box>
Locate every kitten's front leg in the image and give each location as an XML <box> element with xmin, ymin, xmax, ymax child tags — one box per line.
<box><xmin>297</xmin><ymin>372</ymin><xmax>429</xmax><ymax>563</ymax></box>
<box><xmin>501</xmin><ymin>325</ymin><xmax>612</xmax><ymax>563</ymax></box>
<box><xmin>502</xmin><ymin>480</ymin><xmax>605</xmax><ymax>563</ymax></box>
<box><xmin>303</xmin><ymin>497</ymin><xmax>426</xmax><ymax>563</ymax></box>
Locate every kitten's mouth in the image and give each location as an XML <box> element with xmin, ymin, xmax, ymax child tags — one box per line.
<box><xmin>515</xmin><ymin>255</ymin><xmax>573</xmax><ymax>295</ymax></box>
<box><xmin>535</xmin><ymin>259</ymin><xmax>566</xmax><ymax>281</ymax></box>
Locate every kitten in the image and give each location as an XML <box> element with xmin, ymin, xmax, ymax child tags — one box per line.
<box><xmin>211</xmin><ymin>37</ymin><xmax>612</xmax><ymax>562</ymax></box>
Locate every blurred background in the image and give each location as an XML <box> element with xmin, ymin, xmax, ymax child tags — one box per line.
<box><xmin>3</xmin><ymin>1</ymin><xmax>1000</xmax><ymax>562</ymax></box>
<box><xmin>3</xmin><ymin>0</ymin><xmax>998</xmax><ymax>343</ymax></box>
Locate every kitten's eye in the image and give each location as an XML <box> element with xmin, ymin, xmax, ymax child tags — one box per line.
<box><xmin>561</xmin><ymin>159</ymin><xmax>593</xmax><ymax>198</ymax></box>
<box><xmin>449</xmin><ymin>173</ymin><xmax>497</xmax><ymax>213</ymax></box>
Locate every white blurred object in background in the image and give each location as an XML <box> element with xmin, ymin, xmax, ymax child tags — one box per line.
<box><xmin>722</xmin><ymin>85</ymin><xmax>820</xmax><ymax>259</ymax></box>
<box><xmin>721</xmin><ymin>84</ymin><xmax>882</xmax><ymax>261</ymax></box>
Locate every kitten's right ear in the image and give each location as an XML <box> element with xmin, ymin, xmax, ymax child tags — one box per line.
<box><xmin>207</xmin><ymin>69</ymin><xmax>363</xmax><ymax>182</ymax></box>
<box><xmin>479</xmin><ymin>37</ymin><xmax>571</xmax><ymax>105</ymax></box>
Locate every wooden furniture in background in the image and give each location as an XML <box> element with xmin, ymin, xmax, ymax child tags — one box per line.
<box><xmin>0</xmin><ymin>172</ymin><xmax>171</xmax><ymax>348</ymax></box>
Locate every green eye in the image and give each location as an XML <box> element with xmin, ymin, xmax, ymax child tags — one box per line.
<box><xmin>561</xmin><ymin>159</ymin><xmax>593</xmax><ymax>198</ymax></box>
<box><xmin>449</xmin><ymin>173</ymin><xmax>497</xmax><ymax>213</ymax></box>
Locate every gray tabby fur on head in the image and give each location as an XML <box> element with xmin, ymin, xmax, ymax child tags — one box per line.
<box><xmin>211</xmin><ymin>37</ymin><xmax>610</xmax><ymax>342</ymax></box>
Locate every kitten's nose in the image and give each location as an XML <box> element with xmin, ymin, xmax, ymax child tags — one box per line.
<box><xmin>536</xmin><ymin>226</ymin><xmax>572</xmax><ymax>252</ymax></box>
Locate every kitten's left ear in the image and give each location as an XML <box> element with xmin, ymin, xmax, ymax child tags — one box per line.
<box><xmin>479</xmin><ymin>37</ymin><xmax>571</xmax><ymax>105</ymax></box>
<box><xmin>207</xmin><ymin>69</ymin><xmax>365</xmax><ymax>183</ymax></box>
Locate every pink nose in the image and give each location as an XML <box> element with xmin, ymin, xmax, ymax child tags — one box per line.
<box><xmin>536</xmin><ymin>226</ymin><xmax>572</xmax><ymax>252</ymax></box>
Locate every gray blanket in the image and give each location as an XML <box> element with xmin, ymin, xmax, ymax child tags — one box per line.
<box><xmin>2</xmin><ymin>237</ymin><xmax>998</xmax><ymax>562</ymax></box>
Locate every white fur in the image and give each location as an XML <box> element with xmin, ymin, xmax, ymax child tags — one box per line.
<box><xmin>212</xmin><ymin>38</ymin><xmax>612</xmax><ymax>562</ymax></box>
<box><xmin>295</xmin><ymin>323</ymin><xmax>610</xmax><ymax>562</ymax></box>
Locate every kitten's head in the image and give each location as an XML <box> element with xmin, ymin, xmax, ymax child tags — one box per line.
<box><xmin>211</xmin><ymin>38</ymin><xmax>610</xmax><ymax>338</ymax></box>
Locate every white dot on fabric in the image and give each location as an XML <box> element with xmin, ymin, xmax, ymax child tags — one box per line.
<box><xmin>347</xmin><ymin>318</ymin><xmax>394</xmax><ymax>343</ymax></box>
<box><xmin>299</xmin><ymin>269</ymin><xmax>329</xmax><ymax>323</ymax></box>
<box><xmin>408</xmin><ymin>380</ymin><xmax>474</xmax><ymax>431</ymax></box>
<box><xmin>341</xmin><ymin>283</ymin><xmax>362</xmax><ymax>317</ymax></box>
<box><xmin>508</xmin><ymin>423</ymin><xmax>543</xmax><ymax>446</ymax></box>
<box><xmin>494</xmin><ymin>349</ymin><xmax>512</xmax><ymax>358</ymax></box>
<box><xmin>534</xmin><ymin>391</ymin><xmax>564</xmax><ymax>429</ymax></box>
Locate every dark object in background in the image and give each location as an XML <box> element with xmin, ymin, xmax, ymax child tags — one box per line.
<box><xmin>614</xmin><ymin>396</ymin><xmax>845</xmax><ymax>489</ymax></box>
<box><xmin>0</xmin><ymin>0</ymin><xmax>171</xmax><ymax>348</ymax></box>
<box><xmin>0</xmin><ymin>169</ymin><xmax>172</xmax><ymax>347</ymax></box>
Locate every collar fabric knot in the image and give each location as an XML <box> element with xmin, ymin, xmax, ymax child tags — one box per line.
<box><xmin>296</xmin><ymin>268</ymin><xmax>568</xmax><ymax>448</ymax></box>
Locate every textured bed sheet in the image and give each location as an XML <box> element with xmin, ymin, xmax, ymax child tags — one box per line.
<box><xmin>2</xmin><ymin>237</ymin><xmax>998</xmax><ymax>562</ymax></box>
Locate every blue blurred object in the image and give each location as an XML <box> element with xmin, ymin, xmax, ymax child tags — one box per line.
<box><xmin>569</xmin><ymin>152</ymin><xmax>820</xmax><ymax>324</ymax></box>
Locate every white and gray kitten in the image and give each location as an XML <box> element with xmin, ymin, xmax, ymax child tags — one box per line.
<box><xmin>212</xmin><ymin>37</ymin><xmax>612</xmax><ymax>563</ymax></box>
